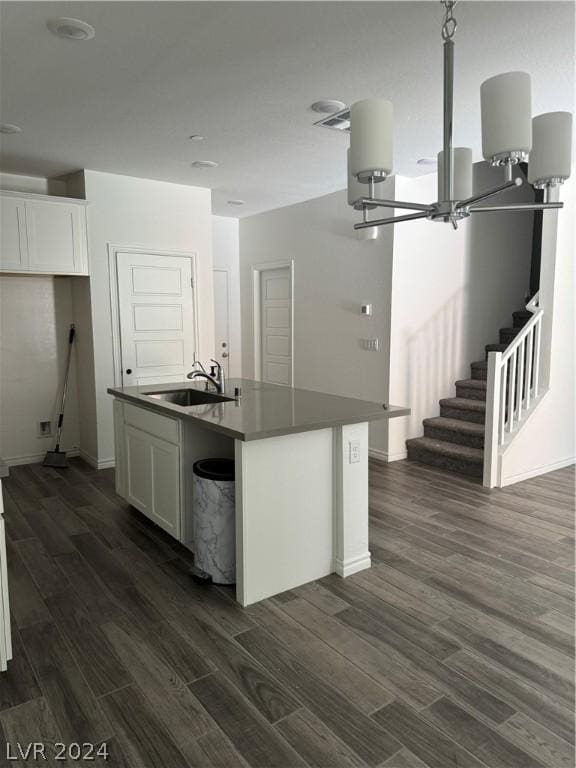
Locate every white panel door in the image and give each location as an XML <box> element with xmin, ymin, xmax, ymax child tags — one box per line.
<box><xmin>0</xmin><ymin>197</ymin><xmax>28</xmax><ymax>271</ymax></box>
<box><xmin>26</xmin><ymin>200</ymin><xmax>84</xmax><ymax>273</ymax></box>
<box><xmin>117</xmin><ymin>252</ymin><xmax>196</xmax><ymax>386</ymax></box>
<box><xmin>213</xmin><ymin>268</ymin><xmax>230</xmax><ymax>377</ymax></box>
<box><xmin>260</xmin><ymin>266</ymin><xmax>292</xmax><ymax>385</ymax></box>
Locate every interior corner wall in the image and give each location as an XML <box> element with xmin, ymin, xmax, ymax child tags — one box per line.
<box><xmin>81</xmin><ymin>170</ymin><xmax>214</xmax><ymax>465</ymax></box>
<box><xmin>212</xmin><ymin>216</ymin><xmax>242</xmax><ymax>378</ymax></box>
<box><xmin>500</xmin><ymin>175</ymin><xmax>575</xmax><ymax>485</ymax></box>
<box><xmin>386</xmin><ymin>165</ymin><xmax>534</xmax><ymax>460</ymax></box>
<box><xmin>238</xmin><ymin>182</ymin><xmax>395</xmax><ymax>455</ymax></box>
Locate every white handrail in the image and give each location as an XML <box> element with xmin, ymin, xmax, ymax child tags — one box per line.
<box><xmin>484</xmin><ymin>292</ymin><xmax>543</xmax><ymax>487</ymax></box>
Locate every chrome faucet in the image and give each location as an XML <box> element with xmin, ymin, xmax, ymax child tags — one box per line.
<box><xmin>186</xmin><ymin>358</ymin><xmax>225</xmax><ymax>394</ymax></box>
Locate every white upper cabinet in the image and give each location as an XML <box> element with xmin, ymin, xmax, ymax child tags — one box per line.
<box><xmin>0</xmin><ymin>191</ymin><xmax>89</xmax><ymax>275</ymax></box>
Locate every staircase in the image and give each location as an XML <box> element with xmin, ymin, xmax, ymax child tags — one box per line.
<box><xmin>406</xmin><ymin>307</ymin><xmax>533</xmax><ymax>478</ymax></box>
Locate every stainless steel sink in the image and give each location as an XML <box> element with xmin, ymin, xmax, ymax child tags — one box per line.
<box><xmin>145</xmin><ymin>389</ymin><xmax>233</xmax><ymax>407</ymax></box>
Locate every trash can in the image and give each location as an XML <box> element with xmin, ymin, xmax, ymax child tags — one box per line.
<box><xmin>192</xmin><ymin>458</ymin><xmax>236</xmax><ymax>585</ymax></box>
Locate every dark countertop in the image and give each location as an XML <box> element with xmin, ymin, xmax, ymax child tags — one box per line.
<box><xmin>108</xmin><ymin>378</ymin><xmax>410</xmax><ymax>442</ymax></box>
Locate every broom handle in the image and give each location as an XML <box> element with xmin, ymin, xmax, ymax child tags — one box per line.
<box><xmin>55</xmin><ymin>325</ymin><xmax>75</xmax><ymax>450</ymax></box>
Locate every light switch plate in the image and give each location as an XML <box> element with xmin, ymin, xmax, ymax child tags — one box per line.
<box><xmin>349</xmin><ymin>440</ymin><xmax>361</xmax><ymax>464</ymax></box>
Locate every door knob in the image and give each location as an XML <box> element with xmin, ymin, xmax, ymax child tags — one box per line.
<box><xmin>125</xmin><ymin>369</ymin><xmax>133</xmax><ymax>375</ymax></box>
<box><xmin>221</xmin><ymin>352</ymin><xmax>229</xmax><ymax>358</ymax></box>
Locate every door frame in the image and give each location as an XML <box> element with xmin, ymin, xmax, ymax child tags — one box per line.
<box><xmin>108</xmin><ymin>244</ymin><xmax>199</xmax><ymax>388</ymax></box>
<box><xmin>213</xmin><ymin>266</ymin><xmax>232</xmax><ymax>377</ymax></box>
<box><xmin>251</xmin><ymin>260</ymin><xmax>294</xmax><ymax>386</ymax></box>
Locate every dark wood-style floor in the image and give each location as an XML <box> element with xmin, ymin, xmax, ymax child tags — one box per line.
<box><xmin>0</xmin><ymin>457</ymin><xmax>574</xmax><ymax>767</ymax></box>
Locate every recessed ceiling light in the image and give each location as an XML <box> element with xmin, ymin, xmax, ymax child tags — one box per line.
<box><xmin>47</xmin><ymin>17</ymin><xmax>95</xmax><ymax>41</ymax></box>
<box><xmin>228</xmin><ymin>199</ymin><xmax>245</xmax><ymax>206</ymax></box>
<box><xmin>0</xmin><ymin>123</ymin><xmax>22</xmax><ymax>134</ymax></box>
<box><xmin>192</xmin><ymin>160</ymin><xmax>218</xmax><ymax>169</ymax></box>
<box><xmin>417</xmin><ymin>157</ymin><xmax>437</xmax><ymax>166</ymax></box>
<box><xmin>311</xmin><ymin>100</ymin><xmax>346</xmax><ymax>115</ymax></box>
<box><xmin>189</xmin><ymin>134</ymin><xmax>204</xmax><ymax>141</ymax></box>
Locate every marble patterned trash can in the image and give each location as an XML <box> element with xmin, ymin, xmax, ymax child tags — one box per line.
<box><xmin>192</xmin><ymin>458</ymin><xmax>236</xmax><ymax>585</ymax></box>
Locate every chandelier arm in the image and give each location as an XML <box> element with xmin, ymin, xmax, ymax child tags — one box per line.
<box><xmin>354</xmin><ymin>211</ymin><xmax>428</xmax><ymax>230</ymax></box>
<box><xmin>469</xmin><ymin>202</ymin><xmax>563</xmax><ymax>213</ymax></box>
<box><xmin>456</xmin><ymin>178</ymin><xmax>522</xmax><ymax>209</ymax></box>
<box><xmin>359</xmin><ymin>198</ymin><xmax>433</xmax><ymax>212</ymax></box>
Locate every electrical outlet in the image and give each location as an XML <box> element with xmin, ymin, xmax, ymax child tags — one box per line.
<box><xmin>38</xmin><ymin>420</ymin><xmax>52</xmax><ymax>438</ymax></box>
<box><xmin>361</xmin><ymin>338</ymin><xmax>379</xmax><ymax>351</ymax></box>
<box><xmin>349</xmin><ymin>440</ymin><xmax>361</xmax><ymax>464</ymax></box>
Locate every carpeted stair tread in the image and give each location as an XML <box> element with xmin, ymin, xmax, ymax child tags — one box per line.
<box><xmin>455</xmin><ymin>379</ymin><xmax>487</xmax><ymax>391</ymax></box>
<box><xmin>439</xmin><ymin>397</ymin><xmax>486</xmax><ymax>412</ymax></box>
<box><xmin>485</xmin><ymin>343</ymin><xmax>508</xmax><ymax>354</ymax></box>
<box><xmin>513</xmin><ymin>309</ymin><xmax>532</xmax><ymax>327</ymax></box>
<box><xmin>407</xmin><ymin>436</ymin><xmax>484</xmax><ymax>477</ymax></box>
<box><xmin>407</xmin><ymin>436</ymin><xmax>483</xmax><ymax>462</ymax></box>
<box><xmin>423</xmin><ymin>416</ymin><xmax>484</xmax><ymax>436</ymax></box>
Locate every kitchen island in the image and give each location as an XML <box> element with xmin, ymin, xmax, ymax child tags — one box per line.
<box><xmin>109</xmin><ymin>379</ymin><xmax>409</xmax><ymax>606</ymax></box>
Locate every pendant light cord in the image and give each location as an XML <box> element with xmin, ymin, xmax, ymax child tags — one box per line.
<box><xmin>441</xmin><ymin>0</ymin><xmax>458</xmax><ymax>41</ymax></box>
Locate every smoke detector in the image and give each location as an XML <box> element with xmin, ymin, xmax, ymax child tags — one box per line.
<box><xmin>311</xmin><ymin>100</ymin><xmax>346</xmax><ymax>115</ymax></box>
<box><xmin>47</xmin><ymin>18</ymin><xmax>96</xmax><ymax>40</ymax></box>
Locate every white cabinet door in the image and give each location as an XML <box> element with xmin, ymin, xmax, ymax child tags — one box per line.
<box><xmin>124</xmin><ymin>425</ymin><xmax>181</xmax><ymax>538</ymax></box>
<box><xmin>26</xmin><ymin>199</ymin><xmax>86</xmax><ymax>274</ymax></box>
<box><xmin>0</xmin><ymin>196</ymin><xmax>28</xmax><ymax>271</ymax></box>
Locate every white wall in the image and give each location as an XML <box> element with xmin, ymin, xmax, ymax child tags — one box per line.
<box><xmin>239</xmin><ymin>183</ymin><xmax>395</xmax><ymax>454</ymax></box>
<box><xmin>212</xmin><ymin>216</ymin><xmax>242</xmax><ymax>378</ymax></box>
<box><xmin>386</xmin><ymin>166</ymin><xmax>534</xmax><ymax>460</ymax></box>
<box><xmin>0</xmin><ymin>275</ymin><xmax>80</xmax><ymax>463</ymax></box>
<box><xmin>500</xmin><ymin>175</ymin><xmax>575</xmax><ymax>484</ymax></box>
<box><xmin>78</xmin><ymin>170</ymin><xmax>214</xmax><ymax>465</ymax></box>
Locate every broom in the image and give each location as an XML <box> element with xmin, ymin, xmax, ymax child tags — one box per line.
<box><xmin>43</xmin><ymin>324</ymin><xmax>75</xmax><ymax>468</ymax></box>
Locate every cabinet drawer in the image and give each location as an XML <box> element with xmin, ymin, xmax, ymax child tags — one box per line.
<box><xmin>124</xmin><ymin>402</ymin><xmax>180</xmax><ymax>444</ymax></box>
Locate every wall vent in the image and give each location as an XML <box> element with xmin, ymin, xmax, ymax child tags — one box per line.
<box><xmin>314</xmin><ymin>108</ymin><xmax>350</xmax><ymax>132</ymax></box>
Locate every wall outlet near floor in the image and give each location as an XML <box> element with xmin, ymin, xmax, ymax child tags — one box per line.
<box><xmin>349</xmin><ymin>439</ymin><xmax>361</xmax><ymax>464</ymax></box>
<box><xmin>38</xmin><ymin>420</ymin><xmax>52</xmax><ymax>438</ymax></box>
<box><xmin>361</xmin><ymin>338</ymin><xmax>379</xmax><ymax>351</ymax></box>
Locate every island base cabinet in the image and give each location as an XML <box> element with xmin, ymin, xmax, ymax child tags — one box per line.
<box><xmin>124</xmin><ymin>424</ymin><xmax>181</xmax><ymax>540</ymax></box>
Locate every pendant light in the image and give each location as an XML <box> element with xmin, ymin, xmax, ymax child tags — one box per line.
<box><xmin>348</xmin><ymin>0</ymin><xmax>571</xmax><ymax>234</ymax></box>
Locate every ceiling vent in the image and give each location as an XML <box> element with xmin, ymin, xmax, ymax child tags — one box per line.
<box><xmin>314</xmin><ymin>108</ymin><xmax>350</xmax><ymax>133</ymax></box>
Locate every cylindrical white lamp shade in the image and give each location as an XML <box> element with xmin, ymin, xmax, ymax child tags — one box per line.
<box><xmin>350</xmin><ymin>98</ymin><xmax>393</xmax><ymax>180</ymax></box>
<box><xmin>347</xmin><ymin>148</ymin><xmax>365</xmax><ymax>207</ymax></box>
<box><xmin>528</xmin><ymin>112</ymin><xmax>573</xmax><ymax>185</ymax></box>
<box><xmin>481</xmin><ymin>72</ymin><xmax>532</xmax><ymax>160</ymax></box>
<box><xmin>437</xmin><ymin>147</ymin><xmax>473</xmax><ymax>201</ymax></box>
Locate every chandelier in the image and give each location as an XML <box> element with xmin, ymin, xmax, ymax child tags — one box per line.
<box><xmin>348</xmin><ymin>0</ymin><xmax>572</xmax><ymax>232</ymax></box>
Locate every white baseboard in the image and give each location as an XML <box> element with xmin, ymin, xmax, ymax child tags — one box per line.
<box><xmin>4</xmin><ymin>449</ymin><xmax>80</xmax><ymax>467</ymax></box>
<box><xmin>368</xmin><ymin>448</ymin><xmax>407</xmax><ymax>463</ymax></box>
<box><xmin>500</xmin><ymin>456</ymin><xmax>575</xmax><ymax>487</ymax></box>
<box><xmin>335</xmin><ymin>552</ymin><xmax>371</xmax><ymax>578</ymax></box>
<box><xmin>78</xmin><ymin>450</ymin><xmax>116</xmax><ymax>471</ymax></box>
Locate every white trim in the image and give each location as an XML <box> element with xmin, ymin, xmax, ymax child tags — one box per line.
<box><xmin>334</xmin><ymin>553</ymin><xmax>372</xmax><ymax>578</ymax></box>
<box><xmin>251</xmin><ymin>260</ymin><xmax>294</xmax><ymax>386</ymax></box>
<box><xmin>107</xmin><ymin>244</ymin><xmax>199</xmax><ymax>388</ymax></box>
<box><xmin>79</xmin><ymin>449</ymin><xmax>116</xmax><ymax>470</ymax></box>
<box><xmin>3</xmin><ymin>449</ymin><xmax>80</xmax><ymax>467</ymax></box>
<box><xmin>368</xmin><ymin>448</ymin><xmax>407</xmax><ymax>463</ymax></box>
<box><xmin>500</xmin><ymin>457</ymin><xmax>575</xmax><ymax>487</ymax></box>
<box><xmin>213</xmin><ymin>266</ymin><xmax>232</xmax><ymax>375</ymax></box>
<box><xmin>0</xmin><ymin>189</ymin><xmax>89</xmax><ymax>206</ymax></box>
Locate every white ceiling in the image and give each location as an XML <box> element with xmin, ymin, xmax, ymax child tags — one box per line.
<box><xmin>0</xmin><ymin>1</ymin><xmax>573</xmax><ymax>217</ymax></box>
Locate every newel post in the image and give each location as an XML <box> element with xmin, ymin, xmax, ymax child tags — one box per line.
<box><xmin>483</xmin><ymin>351</ymin><xmax>502</xmax><ymax>488</ymax></box>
